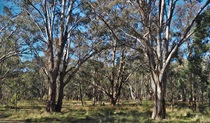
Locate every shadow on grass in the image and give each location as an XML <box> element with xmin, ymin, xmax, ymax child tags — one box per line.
<box><xmin>25</xmin><ymin>117</ymin><xmax>62</xmax><ymax>122</ymax></box>
<box><xmin>24</xmin><ymin>115</ymin><xmax>150</xmax><ymax>123</ymax></box>
<box><xmin>4</xmin><ymin>105</ymin><xmax>43</xmax><ymax>110</ymax></box>
<box><xmin>0</xmin><ymin>113</ymin><xmax>10</xmax><ymax>119</ymax></box>
<box><xmin>198</xmin><ymin>105</ymin><xmax>209</xmax><ymax>115</ymax></box>
<box><xmin>1</xmin><ymin>100</ymin><xmax>210</xmax><ymax>123</ymax></box>
<box><xmin>24</xmin><ymin>106</ymin><xmax>153</xmax><ymax>123</ymax></box>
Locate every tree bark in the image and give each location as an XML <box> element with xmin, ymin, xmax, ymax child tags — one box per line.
<box><xmin>55</xmin><ymin>86</ymin><xmax>64</xmax><ymax>112</ymax></box>
<box><xmin>79</xmin><ymin>82</ymin><xmax>84</xmax><ymax>106</ymax></box>
<box><xmin>192</xmin><ymin>76</ymin><xmax>197</xmax><ymax>112</ymax></box>
<box><xmin>208</xmin><ymin>88</ymin><xmax>210</xmax><ymax>106</ymax></box>
<box><xmin>92</xmin><ymin>80</ymin><xmax>97</xmax><ymax>105</ymax></box>
<box><xmin>111</xmin><ymin>96</ymin><xmax>117</xmax><ymax>106</ymax></box>
<box><xmin>0</xmin><ymin>83</ymin><xmax>2</xmax><ymax>100</ymax></box>
<box><xmin>129</xmin><ymin>84</ymin><xmax>136</xmax><ymax>100</ymax></box>
<box><xmin>55</xmin><ymin>78</ymin><xmax>64</xmax><ymax>112</ymax></box>
<box><xmin>181</xmin><ymin>88</ymin><xmax>186</xmax><ymax>102</ymax></box>
<box><xmin>151</xmin><ymin>73</ymin><xmax>166</xmax><ymax>120</ymax></box>
<box><xmin>46</xmin><ymin>77</ymin><xmax>57</xmax><ymax>112</ymax></box>
<box><xmin>151</xmin><ymin>84</ymin><xmax>166</xmax><ymax>119</ymax></box>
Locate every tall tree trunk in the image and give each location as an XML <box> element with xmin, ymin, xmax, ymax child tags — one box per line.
<box><xmin>56</xmin><ymin>85</ymin><xmax>64</xmax><ymax>112</ymax></box>
<box><xmin>79</xmin><ymin>82</ymin><xmax>84</xmax><ymax>106</ymax></box>
<box><xmin>55</xmin><ymin>78</ymin><xmax>64</xmax><ymax>112</ymax></box>
<box><xmin>208</xmin><ymin>88</ymin><xmax>210</xmax><ymax>106</ymax></box>
<box><xmin>111</xmin><ymin>97</ymin><xmax>117</xmax><ymax>106</ymax></box>
<box><xmin>46</xmin><ymin>77</ymin><xmax>57</xmax><ymax>112</ymax></box>
<box><xmin>192</xmin><ymin>77</ymin><xmax>197</xmax><ymax>112</ymax></box>
<box><xmin>201</xmin><ymin>88</ymin><xmax>204</xmax><ymax>104</ymax></box>
<box><xmin>181</xmin><ymin>88</ymin><xmax>186</xmax><ymax>102</ymax></box>
<box><xmin>189</xmin><ymin>75</ymin><xmax>193</xmax><ymax>106</ymax></box>
<box><xmin>0</xmin><ymin>83</ymin><xmax>2</xmax><ymax>100</ymax></box>
<box><xmin>151</xmin><ymin>82</ymin><xmax>166</xmax><ymax>119</ymax></box>
<box><xmin>151</xmin><ymin>74</ymin><xmax>166</xmax><ymax>119</ymax></box>
<box><xmin>129</xmin><ymin>84</ymin><xmax>136</xmax><ymax>100</ymax></box>
<box><xmin>92</xmin><ymin>79</ymin><xmax>97</xmax><ymax>105</ymax></box>
<box><xmin>170</xmin><ymin>92</ymin><xmax>174</xmax><ymax>111</ymax></box>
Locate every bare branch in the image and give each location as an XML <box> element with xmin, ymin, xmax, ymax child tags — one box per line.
<box><xmin>28</xmin><ymin>1</ymin><xmax>44</xmax><ymax>19</ymax></box>
<box><xmin>22</xmin><ymin>9</ymin><xmax>48</xmax><ymax>43</ymax></box>
<box><xmin>0</xmin><ymin>51</ymin><xmax>17</xmax><ymax>64</ymax></box>
<box><xmin>0</xmin><ymin>24</ymin><xmax>9</xmax><ymax>33</ymax></box>
<box><xmin>120</xmin><ymin>29</ymin><xmax>146</xmax><ymax>49</ymax></box>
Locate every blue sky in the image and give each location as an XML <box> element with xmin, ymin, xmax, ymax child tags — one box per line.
<box><xmin>0</xmin><ymin>0</ymin><xmax>3</xmax><ymax>13</ymax></box>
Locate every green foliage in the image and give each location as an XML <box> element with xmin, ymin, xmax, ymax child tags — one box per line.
<box><xmin>194</xmin><ymin>7</ymin><xmax>210</xmax><ymax>43</ymax></box>
<box><xmin>0</xmin><ymin>58</ymin><xmax>46</xmax><ymax>105</ymax></box>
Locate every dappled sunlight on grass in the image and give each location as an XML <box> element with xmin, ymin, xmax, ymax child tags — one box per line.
<box><xmin>0</xmin><ymin>100</ymin><xmax>210</xmax><ymax>122</ymax></box>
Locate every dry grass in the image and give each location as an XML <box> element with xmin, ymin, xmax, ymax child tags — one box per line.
<box><xmin>0</xmin><ymin>100</ymin><xmax>210</xmax><ymax>122</ymax></box>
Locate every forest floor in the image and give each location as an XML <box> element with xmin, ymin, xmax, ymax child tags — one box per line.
<box><xmin>0</xmin><ymin>100</ymin><xmax>210</xmax><ymax>123</ymax></box>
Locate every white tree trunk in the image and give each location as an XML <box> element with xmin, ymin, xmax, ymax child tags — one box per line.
<box><xmin>151</xmin><ymin>73</ymin><xmax>166</xmax><ymax>119</ymax></box>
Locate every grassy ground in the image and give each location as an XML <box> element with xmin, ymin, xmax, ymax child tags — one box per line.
<box><xmin>0</xmin><ymin>100</ymin><xmax>210</xmax><ymax>123</ymax></box>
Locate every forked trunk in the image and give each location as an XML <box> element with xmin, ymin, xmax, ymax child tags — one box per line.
<box><xmin>111</xmin><ymin>83</ymin><xmax>122</xmax><ymax>106</ymax></box>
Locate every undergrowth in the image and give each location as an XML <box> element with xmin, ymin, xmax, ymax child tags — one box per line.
<box><xmin>0</xmin><ymin>100</ymin><xmax>210</xmax><ymax>123</ymax></box>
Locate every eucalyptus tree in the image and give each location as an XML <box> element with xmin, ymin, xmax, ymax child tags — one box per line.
<box><xmin>0</xmin><ymin>4</ymin><xmax>29</xmax><ymax>102</ymax></box>
<box><xmin>16</xmin><ymin>0</ymin><xmax>109</xmax><ymax>112</ymax></box>
<box><xmin>79</xmin><ymin>59</ymin><xmax>105</xmax><ymax>105</ymax></box>
<box><xmin>0</xmin><ymin>57</ymin><xmax>21</xmax><ymax>104</ymax></box>
<box><xmin>80</xmin><ymin>44</ymin><xmax>131</xmax><ymax>106</ymax></box>
<box><xmin>77</xmin><ymin>48</ymin><xmax>146</xmax><ymax>105</ymax></box>
<box><xmin>186</xmin><ymin>40</ymin><xmax>208</xmax><ymax>111</ymax></box>
<box><xmin>121</xmin><ymin>48</ymin><xmax>150</xmax><ymax>103</ymax></box>
<box><xmin>89</xmin><ymin>0</ymin><xmax>210</xmax><ymax>119</ymax></box>
<box><xmin>100</xmin><ymin>45</ymin><xmax>130</xmax><ymax>106</ymax></box>
<box><xmin>0</xmin><ymin>6</ymin><xmax>24</xmax><ymax>70</ymax></box>
<box><xmin>18</xmin><ymin>60</ymin><xmax>47</xmax><ymax>100</ymax></box>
